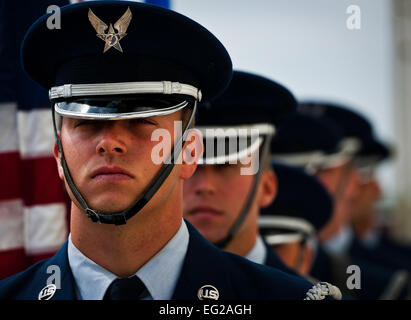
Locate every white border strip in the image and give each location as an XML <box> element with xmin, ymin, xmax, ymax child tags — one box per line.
<box><xmin>24</xmin><ymin>203</ymin><xmax>68</xmax><ymax>254</ymax></box>
<box><xmin>264</xmin><ymin>233</ymin><xmax>304</xmax><ymax>245</ymax></box>
<box><xmin>0</xmin><ymin>102</ymin><xmax>18</xmax><ymax>153</ymax></box>
<box><xmin>0</xmin><ymin>199</ymin><xmax>24</xmax><ymax>251</ymax></box>
<box><xmin>17</xmin><ymin>109</ymin><xmax>55</xmax><ymax>158</ymax></box>
<box><xmin>259</xmin><ymin>215</ymin><xmax>315</xmax><ymax>235</ymax></box>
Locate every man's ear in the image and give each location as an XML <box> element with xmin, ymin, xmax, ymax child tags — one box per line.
<box><xmin>258</xmin><ymin>169</ymin><xmax>277</xmax><ymax>208</ymax></box>
<box><xmin>179</xmin><ymin>128</ymin><xmax>203</xmax><ymax>180</ymax></box>
<box><xmin>53</xmin><ymin>134</ymin><xmax>64</xmax><ymax>181</ymax></box>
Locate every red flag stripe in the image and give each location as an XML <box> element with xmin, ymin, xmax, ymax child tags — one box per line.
<box><xmin>0</xmin><ymin>152</ymin><xmax>21</xmax><ymax>200</ymax></box>
<box><xmin>20</xmin><ymin>156</ymin><xmax>67</xmax><ymax>206</ymax></box>
<box><xmin>0</xmin><ymin>154</ymin><xmax>67</xmax><ymax>205</ymax></box>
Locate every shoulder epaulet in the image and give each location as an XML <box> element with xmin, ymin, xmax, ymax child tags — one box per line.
<box><xmin>304</xmin><ymin>282</ymin><xmax>342</xmax><ymax>300</ymax></box>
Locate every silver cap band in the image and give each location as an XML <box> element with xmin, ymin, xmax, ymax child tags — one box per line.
<box><xmin>49</xmin><ymin>81</ymin><xmax>202</xmax><ymax>101</ymax></box>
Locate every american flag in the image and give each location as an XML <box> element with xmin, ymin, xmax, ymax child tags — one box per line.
<box><xmin>0</xmin><ymin>0</ymin><xmax>170</xmax><ymax>280</ymax></box>
<box><xmin>0</xmin><ymin>0</ymin><xmax>71</xmax><ymax>280</ymax></box>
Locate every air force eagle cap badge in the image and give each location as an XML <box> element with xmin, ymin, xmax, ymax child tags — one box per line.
<box><xmin>88</xmin><ymin>7</ymin><xmax>132</xmax><ymax>53</ymax></box>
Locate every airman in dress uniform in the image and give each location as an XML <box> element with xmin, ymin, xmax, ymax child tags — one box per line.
<box><xmin>301</xmin><ymin>102</ymin><xmax>411</xmax><ymax>278</ymax></box>
<box><xmin>0</xmin><ymin>1</ymin><xmax>320</xmax><ymax>301</ymax></box>
<box><xmin>183</xmin><ymin>71</ymin><xmax>301</xmax><ymax>274</ymax></box>
<box><xmin>183</xmin><ymin>70</ymin><xmax>339</xmax><ymax>299</ymax></box>
<box><xmin>259</xmin><ymin>161</ymin><xmax>342</xmax><ymax>298</ymax></box>
<box><xmin>259</xmin><ymin>162</ymin><xmax>332</xmax><ymax>278</ymax></box>
<box><xmin>271</xmin><ymin>106</ymin><xmax>411</xmax><ymax>299</ymax></box>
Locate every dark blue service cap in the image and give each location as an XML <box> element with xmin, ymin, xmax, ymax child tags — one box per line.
<box><xmin>21</xmin><ymin>0</ymin><xmax>232</xmax><ymax>102</ymax></box>
<box><xmin>299</xmin><ymin>101</ymin><xmax>392</xmax><ymax>165</ymax></box>
<box><xmin>270</xmin><ymin>112</ymin><xmax>343</xmax><ymax>155</ymax></box>
<box><xmin>260</xmin><ymin>162</ymin><xmax>333</xmax><ymax>232</ymax></box>
<box><xmin>195</xmin><ymin>71</ymin><xmax>297</xmax><ymax>165</ymax></box>
<box><xmin>356</xmin><ymin>136</ymin><xmax>393</xmax><ymax>168</ymax></box>
<box><xmin>196</xmin><ymin>70</ymin><xmax>297</xmax><ymax>128</ymax></box>
<box><xmin>359</xmin><ymin>137</ymin><xmax>391</xmax><ymax>159</ymax></box>
<box><xmin>269</xmin><ymin>112</ymin><xmax>356</xmax><ymax>172</ymax></box>
<box><xmin>298</xmin><ymin>101</ymin><xmax>374</xmax><ymax>144</ymax></box>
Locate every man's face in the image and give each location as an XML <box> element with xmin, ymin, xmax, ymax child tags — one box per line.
<box><xmin>350</xmin><ymin>173</ymin><xmax>382</xmax><ymax>228</ymax></box>
<box><xmin>56</xmin><ymin>111</ymin><xmax>192</xmax><ymax>214</ymax></box>
<box><xmin>351</xmin><ymin>169</ymin><xmax>382</xmax><ymax>214</ymax></box>
<box><xmin>316</xmin><ymin>162</ymin><xmax>359</xmax><ymax>203</ymax></box>
<box><xmin>316</xmin><ymin>162</ymin><xmax>359</xmax><ymax>241</ymax></box>
<box><xmin>273</xmin><ymin>242</ymin><xmax>314</xmax><ymax>276</ymax></box>
<box><xmin>183</xmin><ymin>163</ymin><xmax>275</xmax><ymax>245</ymax></box>
<box><xmin>183</xmin><ymin>164</ymin><xmax>254</xmax><ymax>244</ymax></box>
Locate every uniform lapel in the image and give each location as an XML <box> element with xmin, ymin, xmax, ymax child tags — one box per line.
<box><xmin>34</xmin><ymin>241</ymin><xmax>77</xmax><ymax>300</ymax></box>
<box><xmin>172</xmin><ymin>222</ymin><xmax>234</xmax><ymax>300</ymax></box>
<box><xmin>263</xmin><ymin>240</ymin><xmax>280</xmax><ymax>267</ymax></box>
<box><xmin>262</xmin><ymin>239</ymin><xmax>301</xmax><ymax>277</ymax></box>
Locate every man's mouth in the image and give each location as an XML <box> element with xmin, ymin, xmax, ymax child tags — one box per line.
<box><xmin>188</xmin><ymin>206</ymin><xmax>222</xmax><ymax>218</ymax></box>
<box><xmin>91</xmin><ymin>166</ymin><xmax>135</xmax><ymax>181</ymax></box>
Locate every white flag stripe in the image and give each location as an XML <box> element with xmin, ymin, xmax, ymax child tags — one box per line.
<box><xmin>23</xmin><ymin>203</ymin><xmax>68</xmax><ymax>254</ymax></box>
<box><xmin>17</xmin><ymin>109</ymin><xmax>55</xmax><ymax>159</ymax></box>
<box><xmin>0</xmin><ymin>103</ymin><xmax>19</xmax><ymax>153</ymax></box>
<box><xmin>0</xmin><ymin>199</ymin><xmax>24</xmax><ymax>251</ymax></box>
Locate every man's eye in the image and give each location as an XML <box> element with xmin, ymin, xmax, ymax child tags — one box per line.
<box><xmin>215</xmin><ymin>163</ymin><xmax>232</xmax><ymax>170</ymax></box>
<box><xmin>75</xmin><ymin>120</ymin><xmax>93</xmax><ymax>127</ymax></box>
<box><xmin>132</xmin><ymin>118</ymin><xmax>155</xmax><ymax>125</ymax></box>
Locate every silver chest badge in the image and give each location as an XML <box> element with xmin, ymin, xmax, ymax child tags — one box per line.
<box><xmin>38</xmin><ymin>284</ymin><xmax>57</xmax><ymax>300</ymax></box>
<box><xmin>198</xmin><ymin>285</ymin><xmax>219</xmax><ymax>300</ymax></box>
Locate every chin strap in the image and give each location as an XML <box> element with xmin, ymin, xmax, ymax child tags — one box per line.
<box><xmin>52</xmin><ymin>102</ymin><xmax>197</xmax><ymax>225</ymax></box>
<box><xmin>214</xmin><ymin>133</ymin><xmax>272</xmax><ymax>249</ymax></box>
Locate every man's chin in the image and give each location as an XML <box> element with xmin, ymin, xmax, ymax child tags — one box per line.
<box><xmin>85</xmin><ymin>198</ymin><xmax>137</xmax><ymax>214</ymax></box>
<box><xmin>81</xmin><ymin>188</ymin><xmax>144</xmax><ymax>211</ymax></box>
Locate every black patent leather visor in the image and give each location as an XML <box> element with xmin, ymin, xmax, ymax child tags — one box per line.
<box><xmin>54</xmin><ymin>94</ymin><xmax>192</xmax><ymax>120</ymax></box>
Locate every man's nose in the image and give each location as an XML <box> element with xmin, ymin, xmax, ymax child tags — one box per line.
<box><xmin>192</xmin><ymin>166</ymin><xmax>217</xmax><ymax>196</ymax></box>
<box><xmin>96</xmin><ymin>122</ymin><xmax>128</xmax><ymax>155</ymax></box>
<box><xmin>347</xmin><ymin>168</ymin><xmax>361</xmax><ymax>199</ymax></box>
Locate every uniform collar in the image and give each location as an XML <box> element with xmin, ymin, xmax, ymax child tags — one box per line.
<box><xmin>245</xmin><ymin>235</ymin><xmax>267</xmax><ymax>265</ymax></box>
<box><xmin>68</xmin><ymin>220</ymin><xmax>189</xmax><ymax>300</ymax></box>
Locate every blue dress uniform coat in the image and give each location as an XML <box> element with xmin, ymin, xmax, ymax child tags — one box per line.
<box><xmin>310</xmin><ymin>244</ymin><xmax>411</xmax><ymax>300</ymax></box>
<box><xmin>349</xmin><ymin>236</ymin><xmax>411</xmax><ymax>275</ymax></box>
<box><xmin>0</xmin><ymin>223</ymin><xmax>315</xmax><ymax>300</ymax></box>
<box><xmin>7</xmin><ymin>1</ymin><xmax>336</xmax><ymax>302</ymax></box>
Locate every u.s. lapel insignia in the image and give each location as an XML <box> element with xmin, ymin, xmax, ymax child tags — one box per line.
<box><xmin>88</xmin><ymin>7</ymin><xmax>132</xmax><ymax>53</ymax></box>
<box><xmin>38</xmin><ymin>284</ymin><xmax>57</xmax><ymax>300</ymax></box>
<box><xmin>197</xmin><ymin>285</ymin><xmax>219</xmax><ymax>300</ymax></box>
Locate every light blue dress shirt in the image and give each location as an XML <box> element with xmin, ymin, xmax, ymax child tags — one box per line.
<box><xmin>245</xmin><ymin>235</ymin><xmax>267</xmax><ymax>265</ymax></box>
<box><xmin>67</xmin><ymin>219</ymin><xmax>189</xmax><ymax>300</ymax></box>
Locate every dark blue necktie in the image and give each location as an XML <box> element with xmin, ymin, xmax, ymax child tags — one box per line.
<box><xmin>103</xmin><ymin>275</ymin><xmax>146</xmax><ymax>300</ymax></box>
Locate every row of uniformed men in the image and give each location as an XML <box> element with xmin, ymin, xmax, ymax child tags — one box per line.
<box><xmin>2</xmin><ymin>0</ymin><xmax>411</xmax><ymax>301</ymax></box>
<box><xmin>185</xmin><ymin>70</ymin><xmax>411</xmax><ymax>300</ymax></box>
